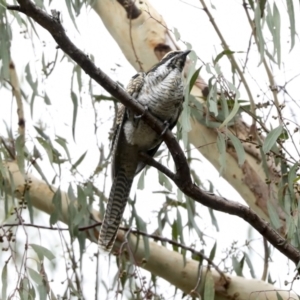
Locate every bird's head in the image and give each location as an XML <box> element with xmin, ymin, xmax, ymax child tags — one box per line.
<box><xmin>148</xmin><ymin>50</ymin><xmax>191</xmax><ymax>74</ymax></box>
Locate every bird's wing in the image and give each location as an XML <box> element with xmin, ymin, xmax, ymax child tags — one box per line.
<box><xmin>100</xmin><ymin>73</ymin><xmax>146</xmax><ymax>252</ymax></box>
<box><xmin>135</xmin><ymin>96</ymin><xmax>184</xmax><ymax>175</ymax></box>
<box><xmin>111</xmin><ymin>72</ymin><xmax>145</xmax><ymax>178</ymax></box>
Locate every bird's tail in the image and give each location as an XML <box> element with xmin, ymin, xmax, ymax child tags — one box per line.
<box><xmin>98</xmin><ymin>169</ymin><xmax>134</xmax><ymax>252</ymax></box>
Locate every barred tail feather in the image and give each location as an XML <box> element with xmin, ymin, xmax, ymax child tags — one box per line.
<box><xmin>98</xmin><ymin>169</ymin><xmax>133</xmax><ymax>252</ymax></box>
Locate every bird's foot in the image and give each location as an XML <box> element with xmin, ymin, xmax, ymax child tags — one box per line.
<box><xmin>134</xmin><ymin>105</ymin><xmax>148</xmax><ymax>119</ymax></box>
<box><xmin>160</xmin><ymin>121</ymin><xmax>170</xmax><ymax>136</ymax></box>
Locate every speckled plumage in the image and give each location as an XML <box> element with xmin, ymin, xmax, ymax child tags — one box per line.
<box><xmin>99</xmin><ymin>50</ymin><xmax>190</xmax><ymax>252</ymax></box>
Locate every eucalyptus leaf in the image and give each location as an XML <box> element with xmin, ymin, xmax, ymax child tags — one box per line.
<box><xmin>204</xmin><ymin>270</ymin><xmax>215</xmax><ymax>300</ymax></box>
<box><xmin>227</xmin><ymin>132</ymin><xmax>245</xmax><ymax>166</ymax></box>
<box><xmin>219</xmin><ymin>98</ymin><xmax>239</xmax><ymax>128</ymax></box>
<box><xmin>30</xmin><ymin>244</ymin><xmax>56</xmax><ymax>261</ymax></box>
<box><xmin>217</xmin><ymin>133</ymin><xmax>226</xmax><ymax>174</ymax></box>
<box><xmin>27</xmin><ymin>267</ymin><xmax>43</xmax><ymax>285</ymax></box>
<box><xmin>286</xmin><ymin>0</ymin><xmax>295</xmax><ymax>50</ymax></box>
<box><xmin>262</xmin><ymin>125</ymin><xmax>283</xmax><ymax>154</ymax></box>
<box><xmin>71</xmin><ymin>91</ymin><xmax>78</xmax><ymax>141</ymax></box>
<box><xmin>2</xmin><ymin>264</ymin><xmax>7</xmax><ymax>300</ymax></box>
<box><xmin>209</xmin><ymin>242</ymin><xmax>217</xmax><ymax>261</ymax></box>
<box><xmin>189</xmin><ymin>67</ymin><xmax>201</xmax><ymax>93</ymax></box>
<box><xmin>254</xmin><ymin>3</ymin><xmax>265</xmax><ymax>64</ymax></box>
<box><xmin>267</xmin><ymin>200</ymin><xmax>281</xmax><ymax>229</ymax></box>
<box><xmin>214</xmin><ymin>49</ymin><xmax>235</xmax><ymax>65</ymax></box>
<box><xmin>137</xmin><ymin>169</ymin><xmax>145</xmax><ymax>190</ymax></box>
<box><xmin>71</xmin><ymin>151</ymin><xmax>87</xmax><ymax>170</ymax></box>
<box><xmin>173</xmin><ymin>27</ymin><xmax>181</xmax><ymax>41</ymax></box>
<box><xmin>273</xmin><ymin>2</ymin><xmax>281</xmax><ymax>65</ymax></box>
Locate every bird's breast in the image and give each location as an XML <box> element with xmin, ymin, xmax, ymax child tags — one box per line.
<box><xmin>138</xmin><ymin>71</ymin><xmax>184</xmax><ymax>121</ymax></box>
<box><xmin>123</xmin><ymin>68</ymin><xmax>184</xmax><ymax>149</ymax></box>
<box><xmin>123</xmin><ymin>119</ymin><xmax>161</xmax><ymax>150</ymax></box>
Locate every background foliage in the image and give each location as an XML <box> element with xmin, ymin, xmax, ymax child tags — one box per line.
<box><xmin>0</xmin><ymin>0</ymin><xmax>300</xmax><ymax>299</ymax></box>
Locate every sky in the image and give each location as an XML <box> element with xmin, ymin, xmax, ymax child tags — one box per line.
<box><xmin>1</xmin><ymin>0</ymin><xmax>300</xmax><ymax>298</ymax></box>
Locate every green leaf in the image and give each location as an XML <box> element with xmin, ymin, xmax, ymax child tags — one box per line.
<box><xmin>262</xmin><ymin>125</ymin><xmax>283</xmax><ymax>154</ymax></box>
<box><xmin>173</xmin><ymin>27</ymin><xmax>181</xmax><ymax>41</ymax></box>
<box><xmin>176</xmin><ymin>209</ymin><xmax>184</xmax><ymax>244</ymax></box>
<box><xmin>50</xmin><ymin>188</ymin><xmax>62</xmax><ymax>225</ymax></box>
<box><xmin>44</xmin><ymin>93</ymin><xmax>51</xmax><ymax>105</ymax></box>
<box><xmin>227</xmin><ymin>132</ymin><xmax>245</xmax><ymax>166</ymax></box>
<box><xmin>232</xmin><ymin>255</ymin><xmax>244</xmax><ymax>276</ymax></box>
<box><xmin>286</xmin><ymin>215</ymin><xmax>295</xmax><ymax>240</ymax></box>
<box><xmin>74</xmin><ymin>65</ymin><xmax>82</xmax><ymax>92</ymax></box>
<box><xmin>65</xmin><ymin>0</ymin><xmax>79</xmax><ymax>32</ymax></box>
<box><xmin>214</xmin><ymin>50</ymin><xmax>235</xmax><ymax>65</ymax></box>
<box><xmin>172</xmin><ymin>221</ymin><xmax>179</xmax><ymax>252</ymax></box>
<box><xmin>31</xmin><ymin>160</ymin><xmax>51</xmax><ymax>188</ymax></box>
<box><xmin>137</xmin><ymin>169</ymin><xmax>145</xmax><ymax>190</ymax></box>
<box><xmin>254</xmin><ymin>3</ymin><xmax>265</xmax><ymax>64</ymax></box>
<box><xmin>27</xmin><ymin>267</ymin><xmax>43</xmax><ymax>285</ymax></box>
<box><xmin>208</xmin><ymin>208</ymin><xmax>219</xmax><ymax>231</ymax></box>
<box><xmin>288</xmin><ymin>162</ymin><xmax>298</xmax><ymax>200</ymax></box>
<box><xmin>217</xmin><ymin>133</ymin><xmax>226</xmax><ymax>174</ymax></box>
<box><xmin>189</xmin><ymin>67</ymin><xmax>201</xmax><ymax>93</ymax></box>
<box><xmin>286</xmin><ymin>0</ymin><xmax>295</xmax><ymax>50</ymax></box>
<box><xmin>296</xmin><ymin>260</ymin><xmax>300</xmax><ymax>270</ymax></box>
<box><xmin>209</xmin><ymin>242</ymin><xmax>217</xmax><ymax>261</ymax></box>
<box><xmin>15</xmin><ymin>135</ymin><xmax>25</xmax><ymax>176</ymax></box>
<box><xmin>18</xmin><ymin>276</ymin><xmax>33</xmax><ymax>300</ymax></box>
<box><xmin>136</xmin><ymin>216</ymin><xmax>150</xmax><ymax>260</ymax></box>
<box><xmin>71</xmin><ymin>91</ymin><xmax>78</xmax><ymax>141</ymax></box>
<box><xmin>2</xmin><ymin>264</ymin><xmax>7</xmax><ymax>300</ymax></box>
<box><xmin>276</xmin><ymin>292</ymin><xmax>284</xmax><ymax>300</ymax></box>
<box><xmin>207</xmin><ymin>82</ymin><xmax>218</xmax><ymax>116</ymax></box>
<box><xmin>30</xmin><ymin>244</ymin><xmax>55</xmax><ymax>261</ymax></box>
<box><xmin>259</xmin><ymin>0</ymin><xmax>267</xmax><ymax>14</ymax></box>
<box><xmin>71</xmin><ymin>151</ymin><xmax>87</xmax><ymax>170</ymax></box>
<box><xmin>204</xmin><ymin>270</ymin><xmax>215</xmax><ymax>300</ymax></box>
<box><xmin>244</xmin><ymin>252</ymin><xmax>256</xmax><ymax>278</ymax></box>
<box><xmin>36</xmin><ymin>137</ymin><xmax>53</xmax><ymax>164</ymax></box>
<box><xmin>267</xmin><ymin>200</ymin><xmax>281</xmax><ymax>229</ymax></box>
<box><xmin>158</xmin><ymin>172</ymin><xmax>173</xmax><ymax>191</ymax></box>
<box><xmin>273</xmin><ymin>2</ymin><xmax>281</xmax><ymax>65</ymax></box>
<box><xmin>55</xmin><ymin>136</ymin><xmax>71</xmax><ymax>162</ymax></box>
<box><xmin>219</xmin><ymin>85</ymin><xmax>240</xmax><ymax>128</ymax></box>
<box><xmin>34</xmin><ymin>126</ymin><xmax>49</xmax><ymax>140</ymax></box>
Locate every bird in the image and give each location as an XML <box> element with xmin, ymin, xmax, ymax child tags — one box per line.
<box><xmin>98</xmin><ymin>50</ymin><xmax>191</xmax><ymax>252</ymax></box>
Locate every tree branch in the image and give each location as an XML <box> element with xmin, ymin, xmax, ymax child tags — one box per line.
<box><xmin>139</xmin><ymin>153</ymin><xmax>300</xmax><ymax>266</ymax></box>
<box><xmin>7</xmin><ymin>0</ymin><xmax>300</xmax><ymax>266</ymax></box>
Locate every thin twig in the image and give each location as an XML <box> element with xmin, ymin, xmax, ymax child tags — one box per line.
<box><xmin>129</xmin><ymin>0</ymin><xmax>144</xmax><ymax>71</ymax></box>
<box><xmin>261</xmin><ymin>237</ymin><xmax>269</xmax><ymax>281</ymax></box>
<box><xmin>199</xmin><ymin>0</ymin><xmax>256</xmax><ymax>123</ymax></box>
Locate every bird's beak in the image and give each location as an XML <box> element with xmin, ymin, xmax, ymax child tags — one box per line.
<box><xmin>182</xmin><ymin>50</ymin><xmax>191</xmax><ymax>57</ymax></box>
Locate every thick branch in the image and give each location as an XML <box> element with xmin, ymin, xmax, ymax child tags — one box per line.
<box><xmin>7</xmin><ymin>0</ymin><xmax>300</xmax><ymax>266</ymax></box>
<box><xmin>139</xmin><ymin>153</ymin><xmax>300</xmax><ymax>265</ymax></box>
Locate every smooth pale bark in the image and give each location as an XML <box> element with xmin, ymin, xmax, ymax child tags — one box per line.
<box><xmin>92</xmin><ymin>0</ymin><xmax>284</xmax><ymax>225</ymax></box>
<box><xmin>0</xmin><ymin>161</ymin><xmax>294</xmax><ymax>299</ymax></box>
